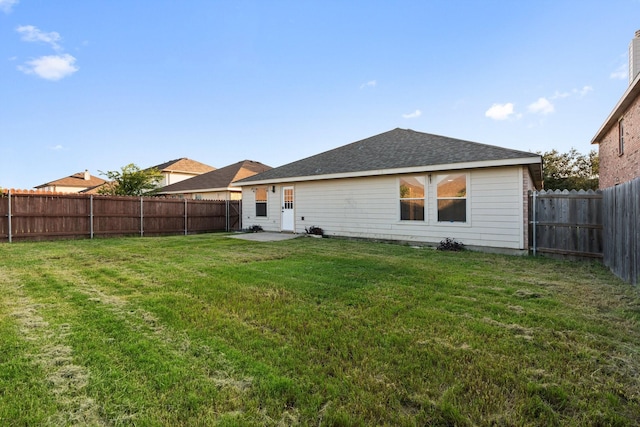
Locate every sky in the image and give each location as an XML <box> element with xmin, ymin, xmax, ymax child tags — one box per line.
<box><xmin>1</xmin><ymin>0</ymin><xmax>639</xmax><ymax>189</ymax></box>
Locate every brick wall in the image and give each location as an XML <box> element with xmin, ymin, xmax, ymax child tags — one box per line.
<box><xmin>598</xmin><ymin>94</ymin><xmax>640</xmax><ymax>188</ymax></box>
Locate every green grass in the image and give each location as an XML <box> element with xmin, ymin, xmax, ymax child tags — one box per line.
<box><xmin>0</xmin><ymin>233</ymin><xmax>639</xmax><ymax>426</ymax></box>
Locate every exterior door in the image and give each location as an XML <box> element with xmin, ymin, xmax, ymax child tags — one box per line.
<box><xmin>281</xmin><ymin>186</ymin><xmax>295</xmax><ymax>231</ymax></box>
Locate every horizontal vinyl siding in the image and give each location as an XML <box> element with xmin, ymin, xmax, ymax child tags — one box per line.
<box><xmin>241</xmin><ymin>166</ymin><xmax>526</xmax><ymax>249</ymax></box>
<box><xmin>467</xmin><ymin>168</ymin><xmax>522</xmax><ymax>248</ymax></box>
<box><xmin>296</xmin><ymin>176</ymin><xmax>396</xmax><ymax>236</ymax></box>
<box><xmin>242</xmin><ymin>186</ymin><xmax>282</xmax><ymax>230</ymax></box>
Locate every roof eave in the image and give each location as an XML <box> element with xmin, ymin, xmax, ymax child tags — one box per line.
<box><xmin>233</xmin><ymin>157</ymin><xmax>542</xmax><ymax>186</ymax></box>
<box><xmin>159</xmin><ymin>187</ymin><xmax>240</xmax><ymax>194</ymax></box>
<box><xmin>592</xmin><ymin>73</ymin><xmax>640</xmax><ymax>145</ymax></box>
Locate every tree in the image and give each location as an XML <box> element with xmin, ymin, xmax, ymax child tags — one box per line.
<box><xmin>539</xmin><ymin>148</ymin><xmax>599</xmax><ymax>190</ymax></box>
<box><xmin>98</xmin><ymin>163</ymin><xmax>163</xmax><ymax>196</ymax></box>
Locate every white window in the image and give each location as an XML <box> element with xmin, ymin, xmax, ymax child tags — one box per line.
<box><xmin>437</xmin><ymin>173</ymin><xmax>467</xmax><ymax>222</ymax></box>
<box><xmin>255</xmin><ymin>187</ymin><xmax>267</xmax><ymax>217</ymax></box>
<box><xmin>619</xmin><ymin>118</ymin><xmax>625</xmax><ymax>156</ymax></box>
<box><xmin>399</xmin><ymin>176</ymin><xmax>425</xmax><ymax>221</ymax></box>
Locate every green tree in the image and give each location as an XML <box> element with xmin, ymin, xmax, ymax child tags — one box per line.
<box><xmin>539</xmin><ymin>148</ymin><xmax>599</xmax><ymax>190</ymax></box>
<box><xmin>98</xmin><ymin>163</ymin><xmax>163</xmax><ymax>196</ymax></box>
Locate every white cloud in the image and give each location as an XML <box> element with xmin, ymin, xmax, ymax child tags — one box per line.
<box><xmin>360</xmin><ymin>80</ymin><xmax>376</xmax><ymax>89</ymax></box>
<box><xmin>528</xmin><ymin>97</ymin><xmax>554</xmax><ymax>115</ymax></box>
<box><xmin>551</xmin><ymin>90</ymin><xmax>571</xmax><ymax>100</ymax></box>
<box><xmin>610</xmin><ymin>63</ymin><xmax>627</xmax><ymax>80</ymax></box>
<box><xmin>0</xmin><ymin>0</ymin><xmax>18</xmax><ymax>13</ymax></box>
<box><xmin>50</xmin><ymin>144</ymin><xmax>65</xmax><ymax>151</ymax></box>
<box><xmin>16</xmin><ymin>25</ymin><xmax>62</xmax><ymax>51</ymax></box>
<box><xmin>18</xmin><ymin>54</ymin><xmax>78</xmax><ymax>81</ymax></box>
<box><xmin>402</xmin><ymin>109</ymin><xmax>422</xmax><ymax>119</ymax></box>
<box><xmin>575</xmin><ymin>85</ymin><xmax>593</xmax><ymax>97</ymax></box>
<box><xmin>485</xmin><ymin>103</ymin><xmax>516</xmax><ymax>120</ymax></box>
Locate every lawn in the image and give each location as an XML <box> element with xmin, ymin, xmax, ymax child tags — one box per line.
<box><xmin>0</xmin><ymin>234</ymin><xmax>639</xmax><ymax>426</ymax></box>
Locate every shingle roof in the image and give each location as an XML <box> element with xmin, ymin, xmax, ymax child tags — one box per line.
<box><xmin>35</xmin><ymin>171</ymin><xmax>107</xmax><ymax>189</ymax></box>
<box><xmin>158</xmin><ymin>160</ymin><xmax>272</xmax><ymax>193</ymax></box>
<box><xmin>150</xmin><ymin>158</ymin><xmax>215</xmax><ymax>174</ymax></box>
<box><xmin>235</xmin><ymin>128</ymin><xmax>542</xmax><ymax>185</ymax></box>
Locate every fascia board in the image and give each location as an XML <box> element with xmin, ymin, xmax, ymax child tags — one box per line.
<box><xmin>232</xmin><ymin>157</ymin><xmax>541</xmax><ymax>186</ymax></box>
<box><xmin>160</xmin><ymin>187</ymin><xmax>239</xmax><ymax>194</ymax></box>
<box><xmin>591</xmin><ymin>73</ymin><xmax>640</xmax><ymax>144</ymax></box>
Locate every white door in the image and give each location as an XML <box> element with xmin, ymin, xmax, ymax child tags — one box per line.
<box><xmin>281</xmin><ymin>186</ymin><xmax>295</xmax><ymax>231</ymax></box>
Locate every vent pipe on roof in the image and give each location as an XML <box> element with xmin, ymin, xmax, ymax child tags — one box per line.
<box><xmin>629</xmin><ymin>30</ymin><xmax>640</xmax><ymax>85</ymax></box>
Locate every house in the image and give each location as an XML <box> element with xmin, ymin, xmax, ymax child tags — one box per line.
<box><xmin>234</xmin><ymin>128</ymin><xmax>542</xmax><ymax>252</ymax></box>
<box><xmin>150</xmin><ymin>158</ymin><xmax>216</xmax><ymax>187</ymax></box>
<box><xmin>34</xmin><ymin>170</ymin><xmax>107</xmax><ymax>193</ymax></box>
<box><xmin>591</xmin><ymin>30</ymin><xmax>640</xmax><ymax>188</ymax></box>
<box><xmin>158</xmin><ymin>160</ymin><xmax>272</xmax><ymax>200</ymax></box>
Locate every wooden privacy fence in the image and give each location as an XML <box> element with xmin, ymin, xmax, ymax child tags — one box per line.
<box><xmin>0</xmin><ymin>190</ymin><xmax>241</xmax><ymax>242</ymax></box>
<box><xmin>602</xmin><ymin>178</ymin><xmax>640</xmax><ymax>285</ymax></box>
<box><xmin>529</xmin><ymin>189</ymin><xmax>603</xmax><ymax>259</ymax></box>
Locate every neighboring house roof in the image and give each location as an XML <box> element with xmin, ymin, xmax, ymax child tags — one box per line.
<box><xmin>591</xmin><ymin>72</ymin><xmax>640</xmax><ymax>145</ymax></box>
<box><xmin>150</xmin><ymin>158</ymin><xmax>215</xmax><ymax>174</ymax></box>
<box><xmin>235</xmin><ymin>128</ymin><xmax>542</xmax><ymax>187</ymax></box>
<box><xmin>34</xmin><ymin>171</ymin><xmax>107</xmax><ymax>189</ymax></box>
<box><xmin>78</xmin><ymin>181</ymin><xmax>115</xmax><ymax>194</ymax></box>
<box><xmin>158</xmin><ymin>160</ymin><xmax>272</xmax><ymax>194</ymax></box>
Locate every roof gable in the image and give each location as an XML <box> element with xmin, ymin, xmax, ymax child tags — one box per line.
<box><xmin>158</xmin><ymin>160</ymin><xmax>272</xmax><ymax>193</ymax></box>
<box><xmin>35</xmin><ymin>171</ymin><xmax>107</xmax><ymax>189</ymax></box>
<box><xmin>591</xmin><ymin>72</ymin><xmax>640</xmax><ymax>144</ymax></box>
<box><xmin>150</xmin><ymin>158</ymin><xmax>216</xmax><ymax>174</ymax></box>
<box><xmin>236</xmin><ymin>128</ymin><xmax>542</xmax><ymax>185</ymax></box>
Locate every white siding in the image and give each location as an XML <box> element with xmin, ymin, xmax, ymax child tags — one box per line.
<box><xmin>188</xmin><ymin>190</ymin><xmax>241</xmax><ymax>200</ymax></box>
<box><xmin>242</xmin><ymin>186</ymin><xmax>282</xmax><ymax>230</ymax></box>
<box><xmin>160</xmin><ymin>172</ymin><xmax>198</xmax><ymax>187</ymax></box>
<box><xmin>241</xmin><ymin>166</ymin><xmax>527</xmax><ymax>249</ymax></box>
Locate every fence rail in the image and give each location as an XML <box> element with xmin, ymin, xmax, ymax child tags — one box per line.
<box><xmin>529</xmin><ymin>189</ymin><xmax>603</xmax><ymax>259</ymax></box>
<box><xmin>0</xmin><ymin>190</ymin><xmax>241</xmax><ymax>242</ymax></box>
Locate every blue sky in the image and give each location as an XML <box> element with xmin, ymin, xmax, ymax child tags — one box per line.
<box><xmin>1</xmin><ymin>0</ymin><xmax>639</xmax><ymax>189</ymax></box>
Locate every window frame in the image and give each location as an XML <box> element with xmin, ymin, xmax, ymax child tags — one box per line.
<box><xmin>436</xmin><ymin>173</ymin><xmax>468</xmax><ymax>223</ymax></box>
<box><xmin>619</xmin><ymin>118</ymin><xmax>625</xmax><ymax>156</ymax></box>
<box><xmin>399</xmin><ymin>176</ymin><xmax>426</xmax><ymax>221</ymax></box>
<box><xmin>255</xmin><ymin>187</ymin><xmax>268</xmax><ymax>217</ymax></box>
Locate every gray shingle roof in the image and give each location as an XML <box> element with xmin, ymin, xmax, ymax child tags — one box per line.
<box><xmin>158</xmin><ymin>160</ymin><xmax>271</xmax><ymax>193</ymax></box>
<box><xmin>235</xmin><ymin>128</ymin><xmax>542</xmax><ymax>185</ymax></box>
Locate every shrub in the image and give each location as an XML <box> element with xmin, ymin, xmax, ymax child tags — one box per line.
<box><xmin>305</xmin><ymin>226</ymin><xmax>324</xmax><ymax>236</ymax></box>
<box><xmin>437</xmin><ymin>238</ymin><xmax>464</xmax><ymax>251</ymax></box>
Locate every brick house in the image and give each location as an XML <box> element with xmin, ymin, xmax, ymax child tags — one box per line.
<box><xmin>591</xmin><ymin>30</ymin><xmax>640</xmax><ymax>188</ymax></box>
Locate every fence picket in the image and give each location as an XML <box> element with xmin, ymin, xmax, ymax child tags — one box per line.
<box><xmin>529</xmin><ymin>189</ymin><xmax>603</xmax><ymax>260</ymax></box>
<box><xmin>0</xmin><ymin>191</ymin><xmax>241</xmax><ymax>242</ymax></box>
<box><xmin>601</xmin><ymin>177</ymin><xmax>640</xmax><ymax>285</ymax></box>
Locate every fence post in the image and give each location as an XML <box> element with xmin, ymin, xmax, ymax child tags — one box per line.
<box><xmin>7</xmin><ymin>189</ymin><xmax>12</xmax><ymax>243</ymax></box>
<box><xmin>532</xmin><ymin>190</ymin><xmax>537</xmax><ymax>256</ymax></box>
<box><xmin>226</xmin><ymin>199</ymin><xmax>229</xmax><ymax>232</ymax></box>
<box><xmin>140</xmin><ymin>197</ymin><xmax>144</xmax><ymax>237</ymax></box>
<box><xmin>184</xmin><ymin>198</ymin><xmax>188</xmax><ymax>235</ymax></box>
<box><xmin>90</xmin><ymin>195</ymin><xmax>94</xmax><ymax>239</ymax></box>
